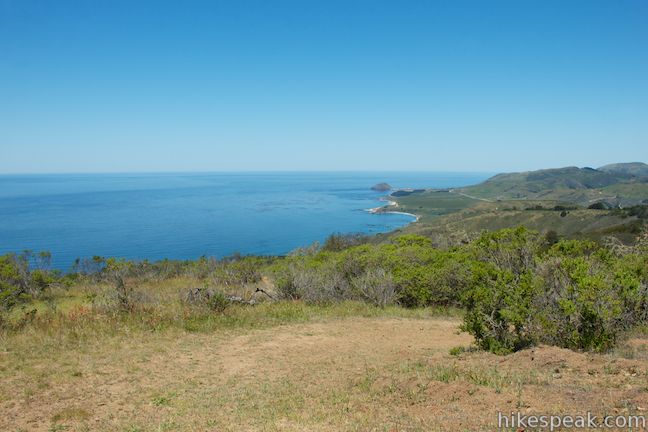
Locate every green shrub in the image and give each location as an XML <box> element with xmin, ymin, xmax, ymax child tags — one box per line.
<box><xmin>206</xmin><ymin>291</ymin><xmax>230</xmax><ymax>312</ymax></box>
<box><xmin>0</xmin><ymin>255</ymin><xmax>26</xmax><ymax>310</ymax></box>
<box><xmin>351</xmin><ymin>268</ymin><xmax>396</xmax><ymax>308</ymax></box>
<box><xmin>533</xmin><ymin>251</ymin><xmax>623</xmax><ymax>351</ymax></box>
<box><xmin>322</xmin><ymin>233</ymin><xmax>370</xmax><ymax>252</ymax></box>
<box><xmin>0</xmin><ymin>251</ymin><xmax>58</xmax><ymax>311</ymax></box>
<box><xmin>449</xmin><ymin>346</ymin><xmax>467</xmax><ymax>356</ymax></box>
<box><xmin>460</xmin><ymin>231</ymin><xmax>648</xmax><ymax>354</ymax></box>
<box><xmin>209</xmin><ymin>255</ymin><xmax>264</xmax><ymax>286</ymax></box>
<box><xmin>588</xmin><ymin>202</ymin><xmax>608</xmax><ymax>210</ymax></box>
<box><xmin>4</xmin><ymin>226</ymin><xmax>640</xmax><ymax>356</ymax></box>
<box><xmin>461</xmin><ymin>262</ymin><xmax>537</xmax><ymax>354</ymax></box>
<box><xmin>335</xmin><ymin>235</ymin><xmax>471</xmax><ymax>307</ymax></box>
<box><xmin>275</xmin><ymin>259</ymin><xmax>355</xmax><ymax>304</ymax></box>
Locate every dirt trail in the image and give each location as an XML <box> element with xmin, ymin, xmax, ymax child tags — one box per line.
<box><xmin>448</xmin><ymin>189</ymin><xmax>494</xmax><ymax>202</ymax></box>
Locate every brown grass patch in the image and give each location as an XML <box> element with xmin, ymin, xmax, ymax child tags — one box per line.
<box><xmin>2</xmin><ymin>311</ymin><xmax>647</xmax><ymax>431</ymax></box>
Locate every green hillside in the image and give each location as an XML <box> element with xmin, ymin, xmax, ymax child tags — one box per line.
<box><xmin>375</xmin><ymin>163</ymin><xmax>648</xmax><ymax>246</ymax></box>
<box><xmin>457</xmin><ymin>164</ymin><xmax>648</xmax><ymax>205</ymax></box>
<box><xmin>408</xmin><ymin>201</ymin><xmax>640</xmax><ymax>244</ymax></box>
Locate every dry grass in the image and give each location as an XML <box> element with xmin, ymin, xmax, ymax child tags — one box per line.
<box><xmin>1</xmin><ymin>312</ymin><xmax>464</xmax><ymax>431</ymax></box>
<box><xmin>2</xmin><ymin>278</ymin><xmax>648</xmax><ymax>431</ymax></box>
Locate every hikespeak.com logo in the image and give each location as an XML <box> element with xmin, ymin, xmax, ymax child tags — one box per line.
<box><xmin>498</xmin><ymin>411</ymin><xmax>647</xmax><ymax>431</ymax></box>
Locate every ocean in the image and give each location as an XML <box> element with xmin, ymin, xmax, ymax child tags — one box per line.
<box><xmin>0</xmin><ymin>172</ymin><xmax>491</xmax><ymax>269</ymax></box>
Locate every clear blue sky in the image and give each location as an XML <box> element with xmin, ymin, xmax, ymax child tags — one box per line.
<box><xmin>1</xmin><ymin>0</ymin><xmax>647</xmax><ymax>173</ymax></box>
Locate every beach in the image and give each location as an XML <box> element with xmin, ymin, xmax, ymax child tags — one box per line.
<box><xmin>366</xmin><ymin>195</ymin><xmax>421</xmax><ymax>222</ymax></box>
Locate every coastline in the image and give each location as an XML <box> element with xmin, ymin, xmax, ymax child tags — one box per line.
<box><xmin>366</xmin><ymin>194</ymin><xmax>421</xmax><ymax>223</ymax></box>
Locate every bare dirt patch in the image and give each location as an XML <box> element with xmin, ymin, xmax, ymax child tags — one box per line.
<box><xmin>2</xmin><ymin>317</ymin><xmax>647</xmax><ymax>431</ymax></box>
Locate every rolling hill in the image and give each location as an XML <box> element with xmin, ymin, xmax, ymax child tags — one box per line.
<box><xmin>457</xmin><ymin>163</ymin><xmax>648</xmax><ymax>206</ymax></box>
<box><xmin>377</xmin><ymin>162</ymin><xmax>648</xmax><ymax>246</ymax></box>
<box><xmin>599</xmin><ymin>162</ymin><xmax>648</xmax><ymax>177</ymax></box>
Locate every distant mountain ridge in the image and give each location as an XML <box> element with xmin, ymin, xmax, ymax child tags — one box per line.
<box><xmin>458</xmin><ymin>162</ymin><xmax>648</xmax><ymax>206</ymax></box>
<box><xmin>598</xmin><ymin>162</ymin><xmax>648</xmax><ymax>177</ymax></box>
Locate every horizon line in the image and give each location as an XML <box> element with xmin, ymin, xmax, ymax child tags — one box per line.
<box><xmin>1</xmin><ymin>162</ymin><xmax>645</xmax><ymax>176</ymax></box>
<box><xmin>0</xmin><ymin>169</ymin><xmax>502</xmax><ymax>176</ymax></box>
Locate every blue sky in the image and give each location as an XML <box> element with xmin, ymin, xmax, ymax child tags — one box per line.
<box><xmin>1</xmin><ymin>0</ymin><xmax>647</xmax><ymax>173</ymax></box>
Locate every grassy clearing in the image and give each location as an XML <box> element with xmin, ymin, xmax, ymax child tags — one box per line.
<box><xmin>388</xmin><ymin>190</ymin><xmax>479</xmax><ymax>222</ymax></box>
<box><xmin>1</xmin><ymin>296</ymin><xmax>459</xmax><ymax>358</ymax></box>
<box><xmin>2</xmin><ymin>291</ymin><xmax>648</xmax><ymax>431</ymax></box>
<box><xmin>0</xmin><ymin>292</ymin><xmax>466</xmax><ymax>432</ymax></box>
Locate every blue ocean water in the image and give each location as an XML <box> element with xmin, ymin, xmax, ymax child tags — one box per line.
<box><xmin>0</xmin><ymin>172</ymin><xmax>490</xmax><ymax>269</ymax></box>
